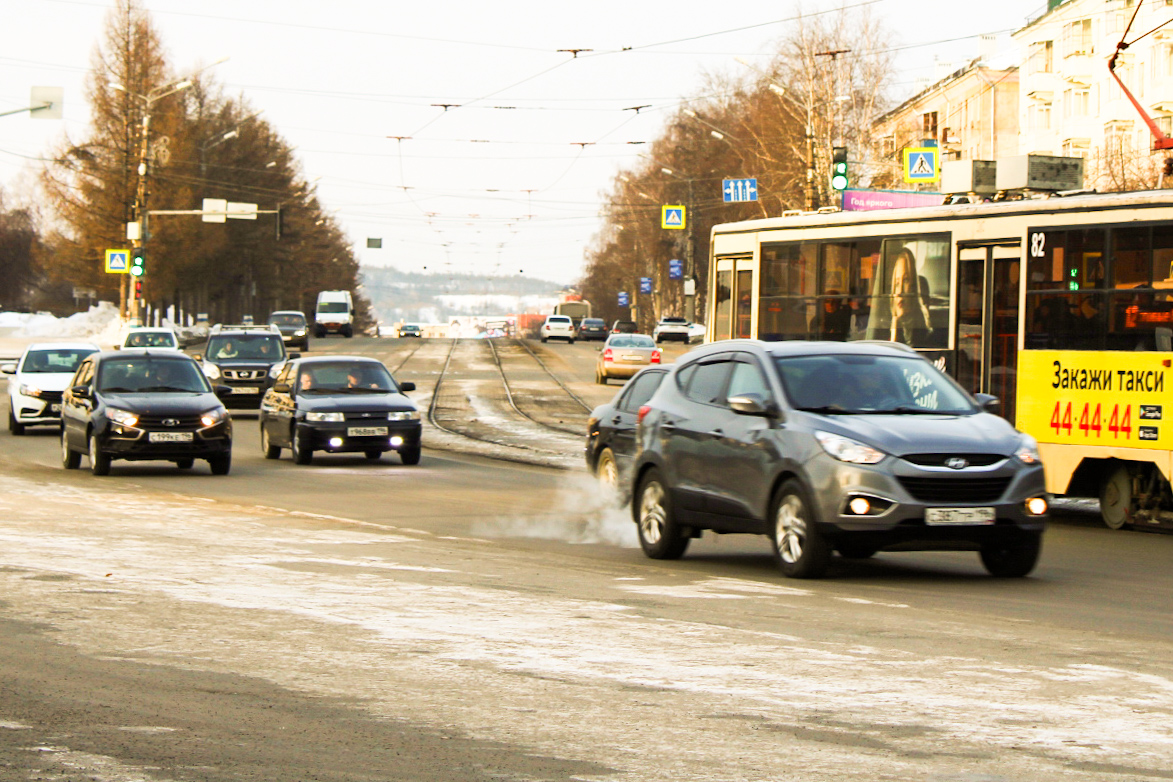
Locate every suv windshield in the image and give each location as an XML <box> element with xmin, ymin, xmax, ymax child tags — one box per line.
<box><xmin>97</xmin><ymin>358</ymin><xmax>210</xmax><ymax>394</ymax></box>
<box><xmin>297</xmin><ymin>362</ymin><xmax>398</xmax><ymax>394</ymax></box>
<box><xmin>774</xmin><ymin>354</ymin><xmax>976</xmax><ymax>415</ymax></box>
<box><xmin>22</xmin><ymin>348</ymin><xmax>95</xmax><ymax>373</ymax></box>
<box><xmin>207</xmin><ymin>334</ymin><xmax>285</xmax><ymax>362</ymax></box>
<box><xmin>269</xmin><ymin>313</ymin><xmax>305</xmax><ymax>327</ymax></box>
<box><xmin>124</xmin><ymin>331</ymin><xmax>175</xmax><ymax>348</ymax></box>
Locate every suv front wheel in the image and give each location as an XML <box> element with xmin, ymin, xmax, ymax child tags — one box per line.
<box><xmin>635</xmin><ymin>468</ymin><xmax>689</xmax><ymax>559</ymax></box>
<box><xmin>771</xmin><ymin>479</ymin><xmax>831</xmax><ymax>579</ymax></box>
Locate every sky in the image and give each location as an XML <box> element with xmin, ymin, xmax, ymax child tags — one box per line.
<box><xmin>1</xmin><ymin>0</ymin><xmax>1043</xmax><ymax>285</ymax></box>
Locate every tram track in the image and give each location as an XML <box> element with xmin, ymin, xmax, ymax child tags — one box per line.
<box><xmin>485</xmin><ymin>338</ymin><xmax>590</xmax><ymax>437</ymax></box>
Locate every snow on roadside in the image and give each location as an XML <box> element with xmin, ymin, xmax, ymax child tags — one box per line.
<box><xmin>0</xmin><ymin>303</ymin><xmax>123</xmax><ymax>345</ymax></box>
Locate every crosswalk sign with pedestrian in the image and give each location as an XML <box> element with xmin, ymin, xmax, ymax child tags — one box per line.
<box><xmin>105</xmin><ymin>248</ymin><xmax>131</xmax><ymax>274</ymax></box>
<box><xmin>903</xmin><ymin>147</ymin><xmax>939</xmax><ymax>183</ymax></box>
<box><xmin>661</xmin><ymin>205</ymin><xmax>686</xmax><ymax>229</ymax></box>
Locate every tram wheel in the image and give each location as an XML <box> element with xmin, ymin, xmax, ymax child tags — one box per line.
<box><xmin>1099</xmin><ymin>466</ymin><xmax>1133</xmax><ymax>530</ymax></box>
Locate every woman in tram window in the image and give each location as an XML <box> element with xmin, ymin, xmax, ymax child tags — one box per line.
<box><xmin>889</xmin><ymin>247</ymin><xmax>933</xmax><ymax>345</ymax></box>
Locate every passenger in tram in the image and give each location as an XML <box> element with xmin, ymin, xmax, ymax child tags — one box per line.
<box><xmin>816</xmin><ymin>290</ymin><xmax>852</xmax><ymax>341</ymax></box>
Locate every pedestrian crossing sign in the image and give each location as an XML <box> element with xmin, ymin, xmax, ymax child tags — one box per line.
<box><xmin>903</xmin><ymin>147</ymin><xmax>939</xmax><ymax>183</ymax></box>
<box><xmin>661</xmin><ymin>205</ymin><xmax>686</xmax><ymax>230</ymax></box>
<box><xmin>105</xmin><ymin>248</ymin><xmax>131</xmax><ymax>274</ymax></box>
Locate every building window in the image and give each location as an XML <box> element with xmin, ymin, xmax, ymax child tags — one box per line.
<box><xmin>1106</xmin><ymin>120</ymin><xmax>1134</xmax><ymax>154</ymax></box>
<box><xmin>923</xmin><ymin>111</ymin><xmax>938</xmax><ymax>138</ymax></box>
<box><xmin>1064</xmin><ymin>19</ymin><xmax>1093</xmax><ymax>57</ymax></box>
<box><xmin>1064</xmin><ymin>89</ymin><xmax>1090</xmax><ymax>118</ymax></box>
<box><xmin>1030</xmin><ymin>40</ymin><xmax>1054</xmax><ymax>73</ymax></box>
<box><xmin>1030</xmin><ymin>103</ymin><xmax>1053</xmax><ymax>131</ymax></box>
<box><xmin>1061</xmin><ymin>140</ymin><xmax>1089</xmax><ymax>158</ymax></box>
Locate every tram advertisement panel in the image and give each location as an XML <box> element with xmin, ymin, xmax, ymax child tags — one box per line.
<box><xmin>1017</xmin><ymin>350</ymin><xmax>1171</xmax><ymax>449</ymax></box>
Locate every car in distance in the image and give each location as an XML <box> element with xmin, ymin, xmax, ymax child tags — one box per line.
<box><xmin>631</xmin><ymin>340</ymin><xmax>1048</xmax><ymax>579</ymax></box>
<box><xmin>259</xmin><ymin>356</ymin><xmax>421</xmax><ymax>465</ymax></box>
<box><xmin>577</xmin><ymin>318</ymin><xmax>608</xmax><ymax>341</ymax></box>
<box><xmin>60</xmin><ymin>349</ymin><xmax>233</xmax><ymax>475</ymax></box>
<box><xmin>610</xmin><ymin>320</ymin><xmax>638</xmax><ymax>335</ymax></box>
<box><xmin>314</xmin><ymin>290</ymin><xmax>355</xmax><ymax>338</ymax></box>
<box><xmin>653</xmin><ymin>317</ymin><xmax>691</xmax><ymax>343</ymax></box>
<box><xmin>196</xmin><ymin>325</ymin><xmax>292</xmax><ymax>408</ymax></box>
<box><xmin>586</xmin><ymin>366</ymin><xmax>668</xmax><ymax>500</ymax></box>
<box><xmin>398</xmin><ymin>323</ymin><xmax>422</xmax><ymax>338</ymax></box>
<box><xmin>540</xmin><ymin>315</ymin><xmax>575</xmax><ymax>344</ymax></box>
<box><xmin>596</xmin><ymin>333</ymin><xmax>661</xmax><ymax>384</ymax></box>
<box><xmin>118</xmin><ymin>327</ymin><xmax>181</xmax><ymax>351</ymax></box>
<box><xmin>268</xmin><ymin>310</ymin><xmax>311</xmax><ymax>352</ymax></box>
<box><xmin>3</xmin><ymin>342</ymin><xmax>100</xmax><ymax>435</ymax></box>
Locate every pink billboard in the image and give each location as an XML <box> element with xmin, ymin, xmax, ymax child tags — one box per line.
<box><xmin>842</xmin><ymin>189</ymin><xmax>944</xmax><ymax>212</ymax></box>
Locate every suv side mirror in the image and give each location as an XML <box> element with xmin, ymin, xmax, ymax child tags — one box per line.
<box><xmin>213</xmin><ymin>385</ymin><xmax>234</xmax><ymax>399</ymax></box>
<box><xmin>399</xmin><ymin>381</ymin><xmax>416</xmax><ymax>392</ymax></box>
<box><xmin>728</xmin><ymin>393</ymin><xmax>774</xmax><ymax>417</ymax></box>
<box><xmin>974</xmin><ymin>393</ymin><xmax>1000</xmax><ymax>413</ymax></box>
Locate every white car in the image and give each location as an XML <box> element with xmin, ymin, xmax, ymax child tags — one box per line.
<box><xmin>540</xmin><ymin>315</ymin><xmax>576</xmax><ymax>344</ymax></box>
<box><xmin>2</xmin><ymin>342</ymin><xmax>100</xmax><ymax>434</ymax></box>
<box><xmin>653</xmin><ymin>317</ymin><xmax>691</xmax><ymax>343</ymax></box>
<box><xmin>118</xmin><ymin>327</ymin><xmax>181</xmax><ymax>351</ymax></box>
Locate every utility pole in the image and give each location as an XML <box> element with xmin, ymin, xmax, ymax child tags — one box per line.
<box><xmin>815</xmin><ymin>49</ymin><xmax>851</xmax><ymax>209</ymax></box>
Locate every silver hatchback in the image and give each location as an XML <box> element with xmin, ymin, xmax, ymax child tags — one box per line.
<box><xmin>631</xmin><ymin>340</ymin><xmax>1048</xmax><ymax>578</ymax></box>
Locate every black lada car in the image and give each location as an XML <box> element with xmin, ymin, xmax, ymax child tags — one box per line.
<box><xmin>197</xmin><ymin>325</ymin><xmax>295</xmax><ymax>408</ymax></box>
<box><xmin>259</xmin><ymin>356</ymin><xmax>421</xmax><ymax>465</ymax></box>
<box><xmin>60</xmin><ymin>349</ymin><xmax>233</xmax><ymax>475</ymax></box>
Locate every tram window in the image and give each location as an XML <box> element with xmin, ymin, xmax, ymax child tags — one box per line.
<box><xmin>862</xmin><ymin>234</ymin><xmax>950</xmax><ymax>348</ymax></box>
<box><xmin>1154</xmin><ymin>225</ymin><xmax>1173</xmax><ymax>284</ymax></box>
<box><xmin>1113</xmin><ymin>227</ymin><xmax>1150</xmax><ymax>287</ymax></box>
<box><xmin>758</xmin><ymin>239</ymin><xmax>880</xmax><ymax>342</ymax></box>
<box><xmin>1028</xmin><ymin>229</ymin><xmax>1105</xmax><ymax>292</ymax></box>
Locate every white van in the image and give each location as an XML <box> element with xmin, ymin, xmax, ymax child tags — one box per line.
<box><xmin>314</xmin><ymin>290</ymin><xmax>354</xmax><ymax>338</ymax></box>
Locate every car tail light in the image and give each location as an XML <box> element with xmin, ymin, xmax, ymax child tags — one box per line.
<box><xmin>638</xmin><ymin>405</ymin><xmax>651</xmax><ymax>423</ymax></box>
<box><xmin>603</xmin><ymin>348</ymin><xmax>613</xmax><ymax>361</ymax></box>
<box><xmin>651</xmin><ymin>350</ymin><xmax>661</xmax><ymax>364</ymax></box>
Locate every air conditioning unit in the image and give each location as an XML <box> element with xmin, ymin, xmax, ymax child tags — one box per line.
<box><xmin>942</xmin><ymin>160</ymin><xmax>998</xmax><ymax>195</ymax></box>
<box><xmin>995</xmin><ymin>154</ymin><xmax>1085</xmax><ymax>191</ymax></box>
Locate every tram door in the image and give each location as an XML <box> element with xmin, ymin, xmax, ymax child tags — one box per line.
<box><xmin>712</xmin><ymin>254</ymin><xmax>754</xmax><ymax>341</ymax></box>
<box><xmin>955</xmin><ymin>241</ymin><xmax>1022</xmax><ymax>424</ymax></box>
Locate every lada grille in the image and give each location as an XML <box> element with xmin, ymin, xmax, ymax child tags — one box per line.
<box><xmin>344</xmin><ymin>411</ymin><xmax>388</xmax><ymax>423</ymax></box>
<box><xmin>898</xmin><ymin>477</ymin><xmax>1013</xmax><ymax>503</ymax></box>
<box><xmin>900</xmin><ymin>453</ymin><xmax>1005</xmax><ymax>467</ymax></box>
<box><xmin>135</xmin><ymin>413</ymin><xmax>203</xmax><ymax>431</ymax></box>
<box><xmin>38</xmin><ymin>390</ymin><xmax>64</xmax><ymax>404</ymax></box>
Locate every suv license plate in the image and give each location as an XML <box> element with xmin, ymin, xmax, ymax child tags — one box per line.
<box><xmin>925</xmin><ymin>507</ymin><xmax>995</xmax><ymax>525</ymax></box>
<box><xmin>149</xmin><ymin>431</ymin><xmax>193</xmax><ymax>443</ymax></box>
<box><xmin>230</xmin><ymin>386</ymin><xmax>260</xmax><ymax>394</ymax></box>
<box><xmin>347</xmin><ymin>426</ymin><xmax>388</xmax><ymax>437</ymax></box>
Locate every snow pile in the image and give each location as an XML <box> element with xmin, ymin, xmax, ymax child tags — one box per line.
<box><xmin>2</xmin><ymin>303</ymin><xmax>124</xmax><ymax>345</ymax></box>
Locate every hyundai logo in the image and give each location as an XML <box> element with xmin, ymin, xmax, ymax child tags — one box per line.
<box><xmin>162</xmin><ymin>418</ymin><xmax>180</xmax><ymax>427</ymax></box>
<box><xmin>945</xmin><ymin>457</ymin><xmax>969</xmax><ymax>470</ymax></box>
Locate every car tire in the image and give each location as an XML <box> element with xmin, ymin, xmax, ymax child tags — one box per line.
<box><xmin>569</xmin><ymin>339</ymin><xmax>575</xmax><ymax>344</ymax></box>
<box><xmin>176</xmin><ymin>458</ymin><xmax>194</xmax><ymax>469</ymax></box>
<box><xmin>208</xmin><ymin>453</ymin><xmax>232</xmax><ymax>475</ymax></box>
<box><xmin>595</xmin><ymin>369</ymin><xmax>605</xmax><ymax>385</ymax></box>
<box><xmin>1099</xmin><ymin>465</ymin><xmax>1132</xmax><ymax>530</ymax></box>
<box><xmin>400</xmin><ymin>446</ymin><xmax>421</xmax><ymax>465</ymax></box>
<box><xmin>635</xmin><ymin>468</ymin><xmax>689</xmax><ymax>560</ymax></box>
<box><xmin>365</xmin><ymin>449</ymin><xmax>383</xmax><ymax>461</ymax></box>
<box><xmin>261</xmin><ymin>426</ymin><xmax>281</xmax><ymax>459</ymax></box>
<box><xmin>88</xmin><ymin>433</ymin><xmax>111</xmax><ymax>476</ymax></box>
<box><xmin>291</xmin><ymin>426</ymin><xmax>313</xmax><ymax>465</ymax></box>
<box><xmin>770</xmin><ymin>480</ymin><xmax>831</xmax><ymax>579</ymax></box>
<box><xmin>61</xmin><ymin>429</ymin><xmax>81</xmax><ymax>470</ymax></box>
<box><xmin>342</xmin><ymin>326</ymin><xmax>353</xmax><ymax>338</ymax></box>
<box><xmin>8</xmin><ymin>409</ymin><xmax>25</xmax><ymax>436</ymax></box>
<box><xmin>979</xmin><ymin>533</ymin><xmax>1042</xmax><ymax>578</ymax></box>
<box><xmin>541</xmin><ymin>337</ymin><xmax>548</xmax><ymax>343</ymax></box>
<box><xmin>596</xmin><ymin>447</ymin><xmax>627</xmax><ymax>503</ymax></box>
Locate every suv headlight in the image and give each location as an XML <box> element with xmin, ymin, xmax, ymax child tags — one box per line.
<box><xmin>200</xmin><ymin>408</ymin><xmax>226</xmax><ymax>428</ymax></box>
<box><xmin>388</xmin><ymin>410</ymin><xmax>420</xmax><ymax>421</ymax></box>
<box><xmin>18</xmin><ymin>384</ymin><xmax>44</xmax><ymax>398</ymax></box>
<box><xmin>815</xmin><ymin>431</ymin><xmax>885</xmax><ymax>465</ymax></box>
<box><xmin>305</xmin><ymin>411</ymin><xmax>344</xmax><ymax>423</ymax></box>
<box><xmin>1014</xmin><ymin>434</ymin><xmax>1042</xmax><ymax>465</ymax></box>
<box><xmin>294</xmin><ymin>329</ymin><xmax>306</xmax><ymax>336</ymax></box>
<box><xmin>202</xmin><ymin>362</ymin><xmax>221</xmax><ymax>380</ymax></box>
<box><xmin>107</xmin><ymin>408</ymin><xmax>139</xmax><ymax>428</ymax></box>
<box><xmin>268</xmin><ymin>364</ymin><xmax>284</xmax><ymax>379</ymax></box>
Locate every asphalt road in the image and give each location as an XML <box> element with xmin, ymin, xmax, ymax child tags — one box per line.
<box><xmin>2</xmin><ymin>334</ymin><xmax>1172</xmax><ymax>782</ymax></box>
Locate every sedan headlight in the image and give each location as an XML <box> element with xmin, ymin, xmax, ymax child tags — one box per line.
<box><xmin>202</xmin><ymin>362</ymin><xmax>221</xmax><ymax>380</ymax></box>
<box><xmin>18</xmin><ymin>384</ymin><xmax>44</xmax><ymax>398</ymax></box>
<box><xmin>107</xmin><ymin>407</ymin><xmax>139</xmax><ymax>428</ymax></box>
<box><xmin>387</xmin><ymin>410</ymin><xmax>420</xmax><ymax>421</ymax></box>
<box><xmin>1014</xmin><ymin>434</ymin><xmax>1042</xmax><ymax>465</ymax></box>
<box><xmin>814</xmin><ymin>431</ymin><xmax>885</xmax><ymax>465</ymax></box>
<box><xmin>305</xmin><ymin>411</ymin><xmax>345</xmax><ymax>423</ymax></box>
<box><xmin>200</xmin><ymin>408</ymin><xmax>226</xmax><ymax>428</ymax></box>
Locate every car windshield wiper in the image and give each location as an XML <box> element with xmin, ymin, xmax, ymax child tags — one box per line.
<box><xmin>99</xmin><ymin>386</ymin><xmax>134</xmax><ymax>393</ymax></box>
<box><xmin>139</xmin><ymin>385</ymin><xmax>196</xmax><ymax>393</ymax></box>
<box><xmin>796</xmin><ymin>405</ymin><xmax>860</xmax><ymax>415</ymax></box>
<box><xmin>872</xmin><ymin>405</ymin><xmax>953</xmax><ymax>415</ymax></box>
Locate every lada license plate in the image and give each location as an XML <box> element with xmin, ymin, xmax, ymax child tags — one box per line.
<box><xmin>925</xmin><ymin>507</ymin><xmax>995</xmax><ymax>525</ymax></box>
<box><xmin>347</xmin><ymin>426</ymin><xmax>388</xmax><ymax>437</ymax></box>
<box><xmin>149</xmin><ymin>431</ymin><xmax>193</xmax><ymax>443</ymax></box>
<box><xmin>230</xmin><ymin>386</ymin><xmax>260</xmax><ymax>394</ymax></box>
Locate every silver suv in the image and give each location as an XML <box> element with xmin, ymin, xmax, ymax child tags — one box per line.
<box><xmin>631</xmin><ymin>340</ymin><xmax>1047</xmax><ymax>579</ymax></box>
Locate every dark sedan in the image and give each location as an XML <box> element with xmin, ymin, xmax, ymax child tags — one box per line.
<box><xmin>258</xmin><ymin>356</ymin><xmax>421</xmax><ymax>465</ymax></box>
<box><xmin>577</xmin><ymin>318</ymin><xmax>608</xmax><ymax>341</ymax></box>
<box><xmin>585</xmin><ymin>366</ymin><xmax>668</xmax><ymax>501</ymax></box>
<box><xmin>60</xmin><ymin>350</ymin><xmax>233</xmax><ymax>475</ymax></box>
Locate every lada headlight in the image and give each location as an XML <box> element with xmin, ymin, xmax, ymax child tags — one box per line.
<box><xmin>306</xmin><ymin>411</ymin><xmax>344</xmax><ymax>423</ymax></box>
<box><xmin>200</xmin><ymin>408</ymin><xmax>226</xmax><ymax>428</ymax></box>
<box><xmin>814</xmin><ymin>431</ymin><xmax>885</xmax><ymax>465</ymax></box>
<box><xmin>18</xmin><ymin>384</ymin><xmax>44</xmax><ymax>398</ymax></box>
<box><xmin>107</xmin><ymin>408</ymin><xmax>139</xmax><ymax>428</ymax></box>
<box><xmin>387</xmin><ymin>410</ymin><xmax>420</xmax><ymax>421</ymax></box>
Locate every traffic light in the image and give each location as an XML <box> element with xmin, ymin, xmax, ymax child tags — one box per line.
<box><xmin>133</xmin><ymin>279</ymin><xmax>144</xmax><ymax>298</ymax></box>
<box><xmin>129</xmin><ymin>247</ymin><xmax>146</xmax><ymax>277</ymax></box>
<box><xmin>831</xmin><ymin>146</ymin><xmax>849</xmax><ymax>191</ymax></box>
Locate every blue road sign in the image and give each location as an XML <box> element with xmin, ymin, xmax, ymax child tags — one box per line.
<box><xmin>618</xmin><ymin>291</ymin><xmax>629</xmax><ymax>307</ymax></box>
<box><xmin>661</xmin><ymin>205</ymin><xmax>686</xmax><ymax>229</ymax></box>
<box><xmin>640</xmin><ymin>277</ymin><xmax>652</xmax><ymax>294</ymax></box>
<box><xmin>722</xmin><ymin>178</ymin><xmax>758</xmax><ymax>203</ymax></box>
<box><xmin>668</xmin><ymin>259</ymin><xmax>683</xmax><ymax>280</ymax></box>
